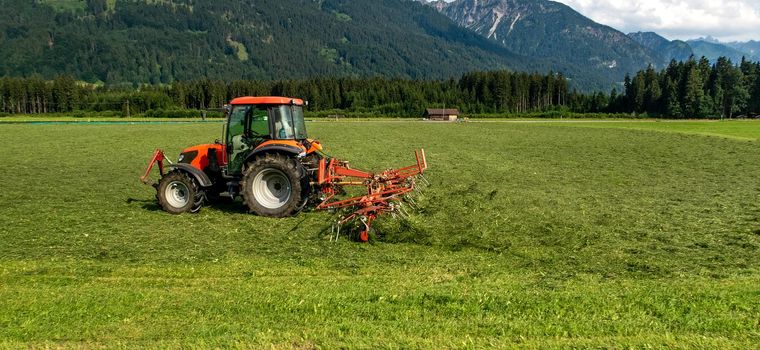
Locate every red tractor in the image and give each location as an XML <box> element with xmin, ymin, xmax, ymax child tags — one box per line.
<box><xmin>141</xmin><ymin>96</ymin><xmax>427</xmax><ymax>241</ymax></box>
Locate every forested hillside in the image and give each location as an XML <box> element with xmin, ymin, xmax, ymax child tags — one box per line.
<box><xmin>687</xmin><ymin>40</ymin><xmax>749</xmax><ymax>64</ymax></box>
<box><xmin>0</xmin><ymin>0</ymin><xmax>542</xmax><ymax>84</ymax></box>
<box><xmin>628</xmin><ymin>32</ymin><xmax>693</xmax><ymax>63</ymax></box>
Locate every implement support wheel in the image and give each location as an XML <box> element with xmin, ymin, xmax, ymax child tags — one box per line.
<box><xmin>156</xmin><ymin>170</ymin><xmax>204</xmax><ymax>214</ymax></box>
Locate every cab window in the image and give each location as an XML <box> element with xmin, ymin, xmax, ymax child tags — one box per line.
<box><xmin>227</xmin><ymin>105</ymin><xmax>249</xmax><ymax>141</ymax></box>
<box><xmin>292</xmin><ymin>106</ymin><xmax>307</xmax><ymax>139</ymax></box>
<box><xmin>249</xmin><ymin>107</ymin><xmax>269</xmax><ymax>136</ymax></box>
<box><xmin>272</xmin><ymin>105</ymin><xmax>295</xmax><ymax>139</ymax></box>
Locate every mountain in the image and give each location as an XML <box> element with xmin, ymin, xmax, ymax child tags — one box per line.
<box><xmin>687</xmin><ymin>39</ymin><xmax>749</xmax><ymax>63</ymax></box>
<box><xmin>627</xmin><ymin>32</ymin><xmax>759</xmax><ymax>65</ymax></box>
<box><xmin>0</xmin><ymin>0</ymin><xmax>544</xmax><ymax>84</ymax></box>
<box><xmin>427</xmin><ymin>0</ymin><xmax>663</xmax><ymax>90</ymax></box>
<box><xmin>627</xmin><ymin>32</ymin><xmax>693</xmax><ymax>63</ymax></box>
<box><xmin>724</xmin><ymin>41</ymin><xmax>760</xmax><ymax>61</ymax></box>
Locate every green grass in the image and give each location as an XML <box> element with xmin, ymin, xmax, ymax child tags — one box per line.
<box><xmin>562</xmin><ymin>119</ymin><xmax>760</xmax><ymax>140</ymax></box>
<box><xmin>1</xmin><ymin>121</ymin><xmax>759</xmax><ymax>347</ymax></box>
<box><xmin>0</xmin><ymin>116</ymin><xmax>224</xmax><ymax>123</ymax></box>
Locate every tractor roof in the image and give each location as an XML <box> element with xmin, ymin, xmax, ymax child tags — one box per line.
<box><xmin>230</xmin><ymin>96</ymin><xmax>305</xmax><ymax>106</ymax></box>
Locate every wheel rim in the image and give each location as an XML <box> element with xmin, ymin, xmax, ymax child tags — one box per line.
<box><xmin>165</xmin><ymin>181</ymin><xmax>190</xmax><ymax>208</ymax></box>
<box><xmin>252</xmin><ymin>168</ymin><xmax>292</xmax><ymax>209</ymax></box>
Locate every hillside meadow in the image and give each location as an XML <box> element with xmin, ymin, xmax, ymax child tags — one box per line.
<box><xmin>0</xmin><ymin>120</ymin><xmax>759</xmax><ymax>348</ymax></box>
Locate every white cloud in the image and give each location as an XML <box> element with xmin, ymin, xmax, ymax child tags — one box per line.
<box><xmin>440</xmin><ymin>0</ymin><xmax>760</xmax><ymax>42</ymax></box>
<box><xmin>552</xmin><ymin>0</ymin><xmax>760</xmax><ymax>42</ymax></box>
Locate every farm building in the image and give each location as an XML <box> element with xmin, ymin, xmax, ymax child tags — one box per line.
<box><xmin>425</xmin><ymin>108</ymin><xmax>460</xmax><ymax>121</ymax></box>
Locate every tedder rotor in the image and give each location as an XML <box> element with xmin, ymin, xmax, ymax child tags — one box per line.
<box><xmin>140</xmin><ymin>96</ymin><xmax>428</xmax><ymax>241</ymax></box>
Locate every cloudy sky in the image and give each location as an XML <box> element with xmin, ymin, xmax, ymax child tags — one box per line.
<box><xmin>442</xmin><ymin>0</ymin><xmax>760</xmax><ymax>42</ymax></box>
<box><xmin>554</xmin><ymin>0</ymin><xmax>760</xmax><ymax>42</ymax></box>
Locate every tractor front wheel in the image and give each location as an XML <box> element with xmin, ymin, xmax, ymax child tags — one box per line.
<box><xmin>242</xmin><ymin>154</ymin><xmax>304</xmax><ymax>217</ymax></box>
<box><xmin>157</xmin><ymin>170</ymin><xmax>204</xmax><ymax>214</ymax></box>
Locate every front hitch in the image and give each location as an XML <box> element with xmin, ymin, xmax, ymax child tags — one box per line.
<box><xmin>140</xmin><ymin>149</ymin><xmax>171</xmax><ymax>186</ymax></box>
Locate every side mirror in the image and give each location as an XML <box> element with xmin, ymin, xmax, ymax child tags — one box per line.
<box><xmin>223</xmin><ymin>104</ymin><xmax>231</xmax><ymax>114</ymax></box>
<box><xmin>304</xmin><ymin>100</ymin><xmax>309</xmax><ymax>107</ymax></box>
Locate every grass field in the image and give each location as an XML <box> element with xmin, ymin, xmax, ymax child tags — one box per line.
<box><xmin>1</xmin><ymin>120</ymin><xmax>759</xmax><ymax>348</ymax></box>
<box><xmin>564</xmin><ymin>120</ymin><xmax>760</xmax><ymax>140</ymax></box>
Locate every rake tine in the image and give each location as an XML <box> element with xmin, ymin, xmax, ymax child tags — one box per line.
<box><xmin>397</xmin><ymin>204</ymin><xmax>410</xmax><ymax>218</ymax></box>
<box><xmin>420</xmin><ymin>174</ymin><xmax>430</xmax><ymax>186</ymax></box>
<box><xmin>392</xmin><ymin>205</ymin><xmax>405</xmax><ymax>218</ymax></box>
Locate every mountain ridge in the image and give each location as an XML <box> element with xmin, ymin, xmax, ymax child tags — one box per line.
<box><xmin>424</xmin><ymin>0</ymin><xmax>665</xmax><ymax>90</ymax></box>
<box><xmin>4</xmin><ymin>0</ymin><xmax>757</xmax><ymax>92</ymax></box>
<box><xmin>627</xmin><ymin>32</ymin><xmax>693</xmax><ymax>63</ymax></box>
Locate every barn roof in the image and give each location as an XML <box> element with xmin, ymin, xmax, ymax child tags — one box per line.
<box><xmin>425</xmin><ymin>108</ymin><xmax>460</xmax><ymax>115</ymax></box>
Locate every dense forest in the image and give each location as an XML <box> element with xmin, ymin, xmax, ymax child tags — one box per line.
<box><xmin>0</xmin><ymin>0</ymin><xmax>543</xmax><ymax>86</ymax></box>
<box><xmin>0</xmin><ymin>71</ymin><xmax>569</xmax><ymax>117</ymax></box>
<box><xmin>1</xmin><ymin>57</ymin><xmax>758</xmax><ymax>118</ymax></box>
<box><xmin>608</xmin><ymin>57</ymin><xmax>760</xmax><ymax>118</ymax></box>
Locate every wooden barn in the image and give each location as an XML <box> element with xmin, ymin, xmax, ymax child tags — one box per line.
<box><xmin>424</xmin><ymin>108</ymin><xmax>460</xmax><ymax>121</ymax></box>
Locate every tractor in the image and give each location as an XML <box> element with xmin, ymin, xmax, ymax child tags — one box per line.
<box><xmin>141</xmin><ymin>96</ymin><xmax>427</xmax><ymax>241</ymax></box>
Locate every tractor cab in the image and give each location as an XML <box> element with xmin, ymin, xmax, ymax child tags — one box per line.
<box><xmin>224</xmin><ymin>96</ymin><xmax>312</xmax><ymax>175</ymax></box>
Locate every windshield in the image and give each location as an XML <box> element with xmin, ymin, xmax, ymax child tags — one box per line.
<box><xmin>272</xmin><ymin>105</ymin><xmax>307</xmax><ymax>140</ymax></box>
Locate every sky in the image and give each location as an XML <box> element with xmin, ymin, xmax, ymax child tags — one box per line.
<box><xmin>442</xmin><ymin>0</ymin><xmax>760</xmax><ymax>42</ymax></box>
<box><xmin>555</xmin><ymin>0</ymin><xmax>760</xmax><ymax>42</ymax></box>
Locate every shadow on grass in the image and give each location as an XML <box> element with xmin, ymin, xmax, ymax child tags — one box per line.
<box><xmin>126</xmin><ymin>198</ymin><xmax>162</xmax><ymax>212</ymax></box>
<box><xmin>205</xmin><ymin>200</ymin><xmax>250</xmax><ymax>214</ymax></box>
<box><xmin>125</xmin><ymin>197</ymin><xmax>251</xmax><ymax>214</ymax></box>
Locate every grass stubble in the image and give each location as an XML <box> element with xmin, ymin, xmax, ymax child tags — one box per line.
<box><xmin>0</xmin><ymin>120</ymin><xmax>759</xmax><ymax>348</ymax></box>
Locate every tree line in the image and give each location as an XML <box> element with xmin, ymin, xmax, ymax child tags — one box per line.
<box><xmin>1</xmin><ymin>56</ymin><xmax>759</xmax><ymax>118</ymax></box>
<box><xmin>0</xmin><ymin>71</ymin><xmax>570</xmax><ymax>117</ymax></box>
<box><xmin>603</xmin><ymin>57</ymin><xmax>760</xmax><ymax>118</ymax></box>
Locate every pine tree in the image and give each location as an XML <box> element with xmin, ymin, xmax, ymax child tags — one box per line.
<box><xmin>643</xmin><ymin>65</ymin><xmax>661</xmax><ymax>113</ymax></box>
<box><xmin>52</xmin><ymin>75</ymin><xmax>78</xmax><ymax>112</ymax></box>
<box><xmin>682</xmin><ymin>65</ymin><xmax>705</xmax><ymax>118</ymax></box>
<box><xmin>752</xmin><ymin>63</ymin><xmax>760</xmax><ymax>115</ymax></box>
<box><xmin>631</xmin><ymin>72</ymin><xmax>646</xmax><ymax>113</ymax></box>
<box><xmin>623</xmin><ymin>74</ymin><xmax>632</xmax><ymax>111</ymax></box>
<box><xmin>663</xmin><ymin>77</ymin><xmax>682</xmax><ymax>118</ymax></box>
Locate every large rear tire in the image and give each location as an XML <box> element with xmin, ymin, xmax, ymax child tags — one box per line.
<box><xmin>242</xmin><ymin>153</ymin><xmax>304</xmax><ymax>217</ymax></box>
<box><xmin>157</xmin><ymin>170</ymin><xmax>204</xmax><ymax>214</ymax></box>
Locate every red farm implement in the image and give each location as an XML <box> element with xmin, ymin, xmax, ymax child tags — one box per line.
<box><xmin>140</xmin><ymin>96</ymin><xmax>428</xmax><ymax>241</ymax></box>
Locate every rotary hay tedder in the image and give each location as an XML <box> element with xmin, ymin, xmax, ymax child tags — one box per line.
<box><xmin>140</xmin><ymin>96</ymin><xmax>428</xmax><ymax>241</ymax></box>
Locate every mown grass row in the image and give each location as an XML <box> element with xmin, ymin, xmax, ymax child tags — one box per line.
<box><xmin>1</xmin><ymin>121</ymin><xmax>759</xmax><ymax>347</ymax></box>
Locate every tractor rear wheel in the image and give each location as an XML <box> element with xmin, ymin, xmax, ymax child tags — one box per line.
<box><xmin>157</xmin><ymin>170</ymin><xmax>204</xmax><ymax>214</ymax></box>
<box><xmin>242</xmin><ymin>153</ymin><xmax>304</xmax><ymax>217</ymax></box>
